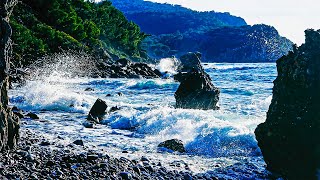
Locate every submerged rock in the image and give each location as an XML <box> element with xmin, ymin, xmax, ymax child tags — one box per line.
<box><xmin>87</xmin><ymin>98</ymin><xmax>108</xmax><ymax>122</ymax></box>
<box><xmin>26</xmin><ymin>112</ymin><xmax>39</xmax><ymax>119</ymax></box>
<box><xmin>158</xmin><ymin>139</ymin><xmax>185</xmax><ymax>153</ymax></box>
<box><xmin>84</xmin><ymin>87</ymin><xmax>94</xmax><ymax>91</ymax></box>
<box><xmin>174</xmin><ymin>52</ymin><xmax>220</xmax><ymax>110</ymax></box>
<box><xmin>255</xmin><ymin>29</ymin><xmax>320</xmax><ymax>179</ymax></box>
<box><xmin>82</xmin><ymin>121</ymin><xmax>94</xmax><ymax>128</ymax></box>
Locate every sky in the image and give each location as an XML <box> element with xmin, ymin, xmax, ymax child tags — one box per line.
<box><xmin>147</xmin><ymin>0</ymin><xmax>320</xmax><ymax>45</ymax></box>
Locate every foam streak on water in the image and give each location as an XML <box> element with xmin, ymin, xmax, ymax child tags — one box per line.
<box><xmin>9</xmin><ymin>62</ymin><xmax>276</xmax><ymax>178</ymax></box>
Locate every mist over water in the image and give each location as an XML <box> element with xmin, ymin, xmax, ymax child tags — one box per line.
<box><xmin>9</xmin><ymin>56</ymin><xmax>276</xmax><ymax>176</ymax></box>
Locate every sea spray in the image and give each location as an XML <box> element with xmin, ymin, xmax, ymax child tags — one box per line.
<box><xmin>156</xmin><ymin>57</ymin><xmax>180</xmax><ymax>76</ymax></box>
<box><xmin>28</xmin><ymin>51</ymin><xmax>97</xmax><ymax>80</ymax></box>
<box><xmin>9</xmin><ymin>63</ymin><xmax>276</xmax><ymax>175</ymax></box>
<box><xmin>10</xmin><ymin>52</ymin><xmax>98</xmax><ymax>112</ymax></box>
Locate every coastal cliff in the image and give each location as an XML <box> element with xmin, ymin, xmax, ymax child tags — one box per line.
<box><xmin>0</xmin><ymin>0</ymin><xmax>20</xmax><ymax>150</ymax></box>
<box><xmin>110</xmin><ymin>0</ymin><xmax>293</xmax><ymax>62</ymax></box>
<box><xmin>255</xmin><ymin>29</ymin><xmax>320</xmax><ymax>179</ymax></box>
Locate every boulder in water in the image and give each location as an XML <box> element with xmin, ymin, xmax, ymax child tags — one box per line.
<box><xmin>174</xmin><ymin>52</ymin><xmax>220</xmax><ymax>110</ymax></box>
<box><xmin>82</xmin><ymin>121</ymin><xmax>94</xmax><ymax>128</ymax></box>
<box><xmin>110</xmin><ymin>106</ymin><xmax>121</xmax><ymax>113</ymax></box>
<box><xmin>73</xmin><ymin>140</ymin><xmax>84</xmax><ymax>146</ymax></box>
<box><xmin>255</xmin><ymin>29</ymin><xmax>320</xmax><ymax>179</ymax></box>
<box><xmin>87</xmin><ymin>98</ymin><xmax>108</xmax><ymax>122</ymax></box>
<box><xmin>26</xmin><ymin>112</ymin><xmax>39</xmax><ymax>119</ymax></box>
<box><xmin>178</xmin><ymin>52</ymin><xmax>203</xmax><ymax>72</ymax></box>
<box><xmin>84</xmin><ymin>87</ymin><xmax>94</xmax><ymax>91</ymax></box>
<box><xmin>158</xmin><ymin>139</ymin><xmax>185</xmax><ymax>153</ymax></box>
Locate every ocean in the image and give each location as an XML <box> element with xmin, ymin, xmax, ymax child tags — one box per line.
<box><xmin>9</xmin><ymin>58</ymin><xmax>276</xmax><ymax>179</ymax></box>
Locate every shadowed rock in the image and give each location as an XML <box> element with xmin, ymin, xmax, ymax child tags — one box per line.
<box><xmin>255</xmin><ymin>29</ymin><xmax>320</xmax><ymax>179</ymax></box>
<box><xmin>97</xmin><ymin>58</ymin><xmax>161</xmax><ymax>79</ymax></box>
<box><xmin>174</xmin><ymin>52</ymin><xmax>220</xmax><ymax>110</ymax></box>
<box><xmin>158</xmin><ymin>139</ymin><xmax>185</xmax><ymax>153</ymax></box>
<box><xmin>0</xmin><ymin>0</ymin><xmax>20</xmax><ymax>151</ymax></box>
<box><xmin>87</xmin><ymin>98</ymin><xmax>108</xmax><ymax>122</ymax></box>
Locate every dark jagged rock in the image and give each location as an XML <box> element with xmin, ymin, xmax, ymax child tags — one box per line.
<box><xmin>26</xmin><ymin>112</ymin><xmax>39</xmax><ymax>119</ymax></box>
<box><xmin>158</xmin><ymin>139</ymin><xmax>185</xmax><ymax>153</ymax></box>
<box><xmin>12</xmin><ymin>106</ymin><xmax>24</xmax><ymax>118</ymax></box>
<box><xmin>178</xmin><ymin>52</ymin><xmax>203</xmax><ymax>72</ymax></box>
<box><xmin>174</xmin><ymin>52</ymin><xmax>220</xmax><ymax>110</ymax></box>
<box><xmin>84</xmin><ymin>87</ymin><xmax>94</xmax><ymax>91</ymax></box>
<box><xmin>110</xmin><ymin>106</ymin><xmax>120</xmax><ymax>113</ymax></box>
<box><xmin>73</xmin><ymin>140</ymin><xmax>84</xmax><ymax>146</ymax></box>
<box><xmin>103</xmin><ymin>59</ymin><xmax>160</xmax><ymax>79</ymax></box>
<box><xmin>9</xmin><ymin>68</ymin><xmax>28</xmax><ymax>88</ymax></box>
<box><xmin>153</xmin><ymin>69</ymin><xmax>162</xmax><ymax>77</ymax></box>
<box><xmin>0</xmin><ymin>0</ymin><xmax>20</xmax><ymax>151</ymax></box>
<box><xmin>116</xmin><ymin>58</ymin><xmax>132</xmax><ymax>67</ymax></box>
<box><xmin>87</xmin><ymin>98</ymin><xmax>108</xmax><ymax>122</ymax></box>
<box><xmin>255</xmin><ymin>29</ymin><xmax>320</xmax><ymax>179</ymax></box>
<box><xmin>13</xmin><ymin>111</ymin><xmax>24</xmax><ymax>118</ymax></box>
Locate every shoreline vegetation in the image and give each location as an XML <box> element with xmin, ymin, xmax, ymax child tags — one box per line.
<box><xmin>110</xmin><ymin>0</ymin><xmax>293</xmax><ymax>63</ymax></box>
<box><xmin>10</xmin><ymin>0</ymin><xmax>149</xmax><ymax>70</ymax></box>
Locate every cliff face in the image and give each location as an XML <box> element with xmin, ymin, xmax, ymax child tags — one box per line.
<box><xmin>146</xmin><ymin>25</ymin><xmax>293</xmax><ymax>62</ymax></box>
<box><xmin>0</xmin><ymin>0</ymin><xmax>20</xmax><ymax>151</ymax></box>
<box><xmin>255</xmin><ymin>29</ymin><xmax>320</xmax><ymax>179</ymax></box>
<box><xmin>110</xmin><ymin>0</ymin><xmax>246</xmax><ymax>35</ymax></box>
<box><xmin>110</xmin><ymin>0</ymin><xmax>292</xmax><ymax>62</ymax></box>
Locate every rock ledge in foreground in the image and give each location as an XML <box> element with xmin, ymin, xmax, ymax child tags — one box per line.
<box><xmin>255</xmin><ymin>29</ymin><xmax>320</xmax><ymax>179</ymax></box>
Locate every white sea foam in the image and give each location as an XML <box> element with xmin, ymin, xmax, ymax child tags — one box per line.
<box><xmin>9</xmin><ymin>62</ymin><xmax>276</xmax><ymax>175</ymax></box>
<box><xmin>156</xmin><ymin>57</ymin><xmax>180</xmax><ymax>75</ymax></box>
<box><xmin>102</xmin><ymin>106</ymin><xmax>263</xmax><ymax>157</ymax></box>
<box><xmin>10</xmin><ymin>52</ymin><xmax>98</xmax><ymax>112</ymax></box>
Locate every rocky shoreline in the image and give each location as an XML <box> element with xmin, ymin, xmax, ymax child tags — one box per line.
<box><xmin>1</xmin><ymin>127</ymin><xmax>199</xmax><ymax>179</ymax></box>
<box><xmin>2</xmin><ymin>119</ymin><xmax>275</xmax><ymax>180</ymax></box>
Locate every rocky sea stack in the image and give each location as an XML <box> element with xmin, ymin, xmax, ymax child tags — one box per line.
<box><xmin>255</xmin><ymin>29</ymin><xmax>320</xmax><ymax>179</ymax></box>
<box><xmin>0</xmin><ymin>0</ymin><xmax>20</xmax><ymax>151</ymax></box>
<box><xmin>174</xmin><ymin>52</ymin><xmax>220</xmax><ymax>110</ymax></box>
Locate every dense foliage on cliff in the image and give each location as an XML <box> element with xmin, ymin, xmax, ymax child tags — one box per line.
<box><xmin>110</xmin><ymin>0</ymin><xmax>246</xmax><ymax>35</ymax></box>
<box><xmin>11</xmin><ymin>0</ymin><xmax>148</xmax><ymax>67</ymax></box>
<box><xmin>146</xmin><ymin>24</ymin><xmax>293</xmax><ymax>62</ymax></box>
<box><xmin>110</xmin><ymin>0</ymin><xmax>293</xmax><ymax>62</ymax></box>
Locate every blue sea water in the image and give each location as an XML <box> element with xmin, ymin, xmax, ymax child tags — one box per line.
<box><xmin>9</xmin><ymin>59</ymin><xmax>277</xmax><ymax>179</ymax></box>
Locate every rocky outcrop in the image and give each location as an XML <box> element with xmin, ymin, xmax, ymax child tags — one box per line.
<box><xmin>174</xmin><ymin>52</ymin><xmax>220</xmax><ymax>110</ymax></box>
<box><xmin>158</xmin><ymin>139</ymin><xmax>185</xmax><ymax>153</ymax></box>
<box><xmin>94</xmin><ymin>58</ymin><xmax>161</xmax><ymax>79</ymax></box>
<box><xmin>0</xmin><ymin>0</ymin><xmax>20</xmax><ymax>151</ymax></box>
<box><xmin>87</xmin><ymin>98</ymin><xmax>108</xmax><ymax>123</ymax></box>
<box><xmin>255</xmin><ymin>29</ymin><xmax>320</xmax><ymax>179</ymax></box>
